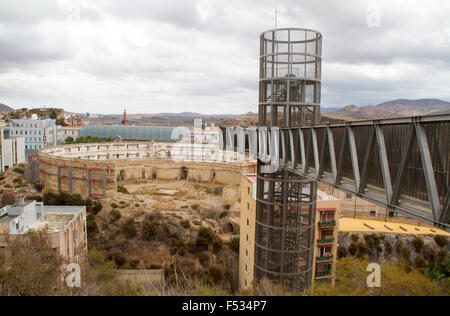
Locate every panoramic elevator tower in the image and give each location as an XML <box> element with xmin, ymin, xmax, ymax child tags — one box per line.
<box><xmin>255</xmin><ymin>28</ymin><xmax>322</xmax><ymax>290</ymax></box>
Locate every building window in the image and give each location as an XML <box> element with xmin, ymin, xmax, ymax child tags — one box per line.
<box><xmin>246</xmin><ymin>234</ymin><xmax>248</xmax><ymax>242</ymax></box>
<box><xmin>246</xmin><ymin>249</ymin><xmax>248</xmax><ymax>257</ymax></box>
<box><xmin>247</xmin><ymin>203</ymin><xmax>250</xmax><ymax>210</ymax></box>
<box><xmin>245</xmin><ymin>264</ymin><xmax>247</xmax><ymax>272</ymax></box>
<box><xmin>248</xmin><ymin>187</ymin><xmax>250</xmax><ymax>195</ymax></box>
<box><xmin>345</xmin><ymin>193</ymin><xmax>352</xmax><ymax>200</ymax></box>
<box><xmin>247</xmin><ymin>218</ymin><xmax>249</xmax><ymax>226</ymax></box>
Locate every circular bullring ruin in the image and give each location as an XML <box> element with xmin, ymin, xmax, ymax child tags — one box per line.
<box><xmin>35</xmin><ymin>142</ymin><xmax>253</xmax><ymax>198</ymax></box>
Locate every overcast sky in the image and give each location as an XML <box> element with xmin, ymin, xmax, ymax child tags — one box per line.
<box><xmin>0</xmin><ymin>0</ymin><xmax>449</xmax><ymax>114</ymax></box>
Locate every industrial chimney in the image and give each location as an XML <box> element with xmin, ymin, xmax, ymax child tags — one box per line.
<box><xmin>122</xmin><ymin>109</ymin><xmax>127</xmax><ymax>126</ymax></box>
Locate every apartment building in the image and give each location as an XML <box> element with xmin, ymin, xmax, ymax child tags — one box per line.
<box><xmin>0</xmin><ymin>127</ymin><xmax>25</xmax><ymax>172</ymax></box>
<box><xmin>312</xmin><ymin>206</ymin><xmax>339</xmax><ymax>287</ymax></box>
<box><xmin>8</xmin><ymin>115</ymin><xmax>59</xmax><ymax>150</ymax></box>
<box><xmin>0</xmin><ymin>199</ymin><xmax>87</xmax><ymax>259</ymax></box>
<box><xmin>239</xmin><ymin>174</ymin><xmax>340</xmax><ymax>290</ymax></box>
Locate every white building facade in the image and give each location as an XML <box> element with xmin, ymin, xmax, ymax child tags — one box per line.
<box><xmin>8</xmin><ymin>115</ymin><xmax>58</xmax><ymax>150</ymax></box>
<box><xmin>0</xmin><ymin>127</ymin><xmax>25</xmax><ymax>172</ymax></box>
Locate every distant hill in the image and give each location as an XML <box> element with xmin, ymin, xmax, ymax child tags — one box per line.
<box><xmin>0</xmin><ymin>102</ymin><xmax>14</xmax><ymax>112</ymax></box>
<box><xmin>331</xmin><ymin>99</ymin><xmax>450</xmax><ymax>119</ymax></box>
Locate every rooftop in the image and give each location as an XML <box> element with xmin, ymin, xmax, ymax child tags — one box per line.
<box><xmin>79</xmin><ymin>125</ymin><xmax>188</xmax><ymax>142</ymax></box>
<box><xmin>0</xmin><ymin>202</ymin><xmax>85</xmax><ymax>234</ymax></box>
<box><xmin>31</xmin><ymin>213</ymin><xmax>76</xmax><ymax>233</ymax></box>
<box><xmin>339</xmin><ymin>218</ymin><xmax>450</xmax><ymax>236</ymax></box>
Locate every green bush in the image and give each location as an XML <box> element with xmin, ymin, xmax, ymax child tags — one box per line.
<box><xmin>25</xmin><ymin>194</ymin><xmax>43</xmax><ymax>202</ymax></box>
<box><xmin>129</xmin><ymin>260</ymin><xmax>139</xmax><ymax>269</ymax></box>
<box><xmin>384</xmin><ymin>239</ymin><xmax>393</xmax><ymax>255</ymax></box>
<box><xmin>178</xmin><ymin>247</ymin><xmax>186</xmax><ymax>256</ymax></box>
<box><xmin>348</xmin><ymin>243</ymin><xmax>358</xmax><ymax>256</ymax></box>
<box><xmin>117</xmin><ymin>186</ymin><xmax>129</xmax><ymax>194</ymax></box>
<box><xmin>198</xmin><ymin>252</ymin><xmax>210</xmax><ymax>267</ymax></box>
<box><xmin>195</xmin><ymin>227</ymin><xmax>216</xmax><ymax>252</ymax></box>
<box><xmin>213</xmin><ymin>187</ymin><xmax>223</xmax><ymax>195</ymax></box>
<box><xmin>230</xmin><ymin>237</ymin><xmax>240</xmax><ymax>253</ymax></box>
<box><xmin>87</xmin><ymin>201</ymin><xmax>102</xmax><ymax>215</ymax></box>
<box><xmin>422</xmin><ymin>245</ymin><xmax>437</xmax><ymax>269</ymax></box>
<box><xmin>205</xmin><ymin>210</ymin><xmax>216</xmax><ymax>219</ymax></box>
<box><xmin>111</xmin><ymin>203</ymin><xmax>118</xmax><ymax>209</ymax></box>
<box><xmin>110</xmin><ymin>209</ymin><xmax>121</xmax><ymax>222</ymax></box>
<box><xmin>191</xmin><ymin>204</ymin><xmax>200</xmax><ymax>211</ymax></box>
<box><xmin>180</xmin><ymin>220</ymin><xmax>191</xmax><ymax>229</ymax></box>
<box><xmin>414</xmin><ymin>255</ymin><xmax>428</xmax><ymax>270</ymax></box>
<box><xmin>396</xmin><ymin>240</ymin><xmax>411</xmax><ymax>261</ymax></box>
<box><xmin>337</xmin><ymin>246</ymin><xmax>348</xmax><ymax>259</ymax></box>
<box><xmin>219</xmin><ymin>211</ymin><xmax>228</xmax><ymax>219</ymax></box>
<box><xmin>141</xmin><ymin>220</ymin><xmax>158</xmax><ymax>241</ymax></box>
<box><xmin>121</xmin><ymin>218</ymin><xmax>137</xmax><ymax>239</ymax></box>
<box><xmin>87</xmin><ymin>214</ymin><xmax>98</xmax><ymax>236</ymax></box>
<box><xmin>108</xmin><ymin>252</ymin><xmax>126</xmax><ymax>267</ymax></box>
<box><xmin>434</xmin><ymin>235</ymin><xmax>448</xmax><ymax>248</ymax></box>
<box><xmin>350</xmin><ymin>234</ymin><xmax>359</xmax><ymax>243</ymax></box>
<box><xmin>208</xmin><ymin>266</ymin><xmax>223</xmax><ymax>283</ymax></box>
<box><xmin>356</xmin><ymin>242</ymin><xmax>372</xmax><ymax>259</ymax></box>
<box><xmin>224</xmin><ymin>204</ymin><xmax>231</xmax><ymax>210</ymax></box>
<box><xmin>412</xmin><ymin>237</ymin><xmax>425</xmax><ymax>253</ymax></box>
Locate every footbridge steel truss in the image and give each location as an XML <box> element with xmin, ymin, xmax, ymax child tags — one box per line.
<box><xmin>220</xmin><ymin>114</ymin><xmax>450</xmax><ymax>230</ymax></box>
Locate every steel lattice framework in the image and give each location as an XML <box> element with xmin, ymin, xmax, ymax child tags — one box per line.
<box><xmin>220</xmin><ymin>28</ymin><xmax>450</xmax><ymax>291</ymax></box>
<box><xmin>256</xmin><ymin>28</ymin><xmax>322</xmax><ymax>290</ymax></box>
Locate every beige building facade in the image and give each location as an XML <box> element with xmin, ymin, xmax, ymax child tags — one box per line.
<box><xmin>0</xmin><ymin>200</ymin><xmax>87</xmax><ymax>259</ymax></box>
<box><xmin>239</xmin><ymin>174</ymin><xmax>340</xmax><ymax>290</ymax></box>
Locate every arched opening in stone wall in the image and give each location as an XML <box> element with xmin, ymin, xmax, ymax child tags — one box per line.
<box><xmin>142</xmin><ymin>170</ymin><xmax>146</xmax><ymax>179</ymax></box>
<box><xmin>152</xmin><ymin>167</ymin><xmax>157</xmax><ymax>179</ymax></box>
<box><xmin>227</xmin><ymin>223</ymin><xmax>234</xmax><ymax>234</ymax></box>
<box><xmin>120</xmin><ymin>169</ymin><xmax>126</xmax><ymax>181</ymax></box>
<box><xmin>180</xmin><ymin>167</ymin><xmax>189</xmax><ymax>180</ymax></box>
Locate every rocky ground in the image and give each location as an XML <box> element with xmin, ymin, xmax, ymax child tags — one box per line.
<box><xmin>88</xmin><ymin>178</ymin><xmax>241</xmax><ymax>291</ymax></box>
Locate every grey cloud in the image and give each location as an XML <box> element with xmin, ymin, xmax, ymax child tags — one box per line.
<box><xmin>0</xmin><ymin>0</ymin><xmax>449</xmax><ymax>114</ymax></box>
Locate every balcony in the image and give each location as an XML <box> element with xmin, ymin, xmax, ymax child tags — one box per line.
<box><xmin>317</xmin><ymin>238</ymin><xmax>334</xmax><ymax>244</ymax></box>
<box><xmin>316</xmin><ymin>254</ymin><xmax>333</xmax><ymax>261</ymax></box>
<box><xmin>315</xmin><ymin>271</ymin><xmax>332</xmax><ymax>278</ymax></box>
<box><xmin>318</xmin><ymin>220</ymin><xmax>336</xmax><ymax>227</ymax></box>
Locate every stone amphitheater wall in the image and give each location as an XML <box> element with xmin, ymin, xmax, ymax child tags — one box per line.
<box><xmin>36</xmin><ymin>143</ymin><xmax>253</xmax><ymax>198</ymax></box>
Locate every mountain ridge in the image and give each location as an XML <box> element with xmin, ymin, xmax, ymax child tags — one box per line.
<box><xmin>331</xmin><ymin>99</ymin><xmax>450</xmax><ymax>119</ymax></box>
